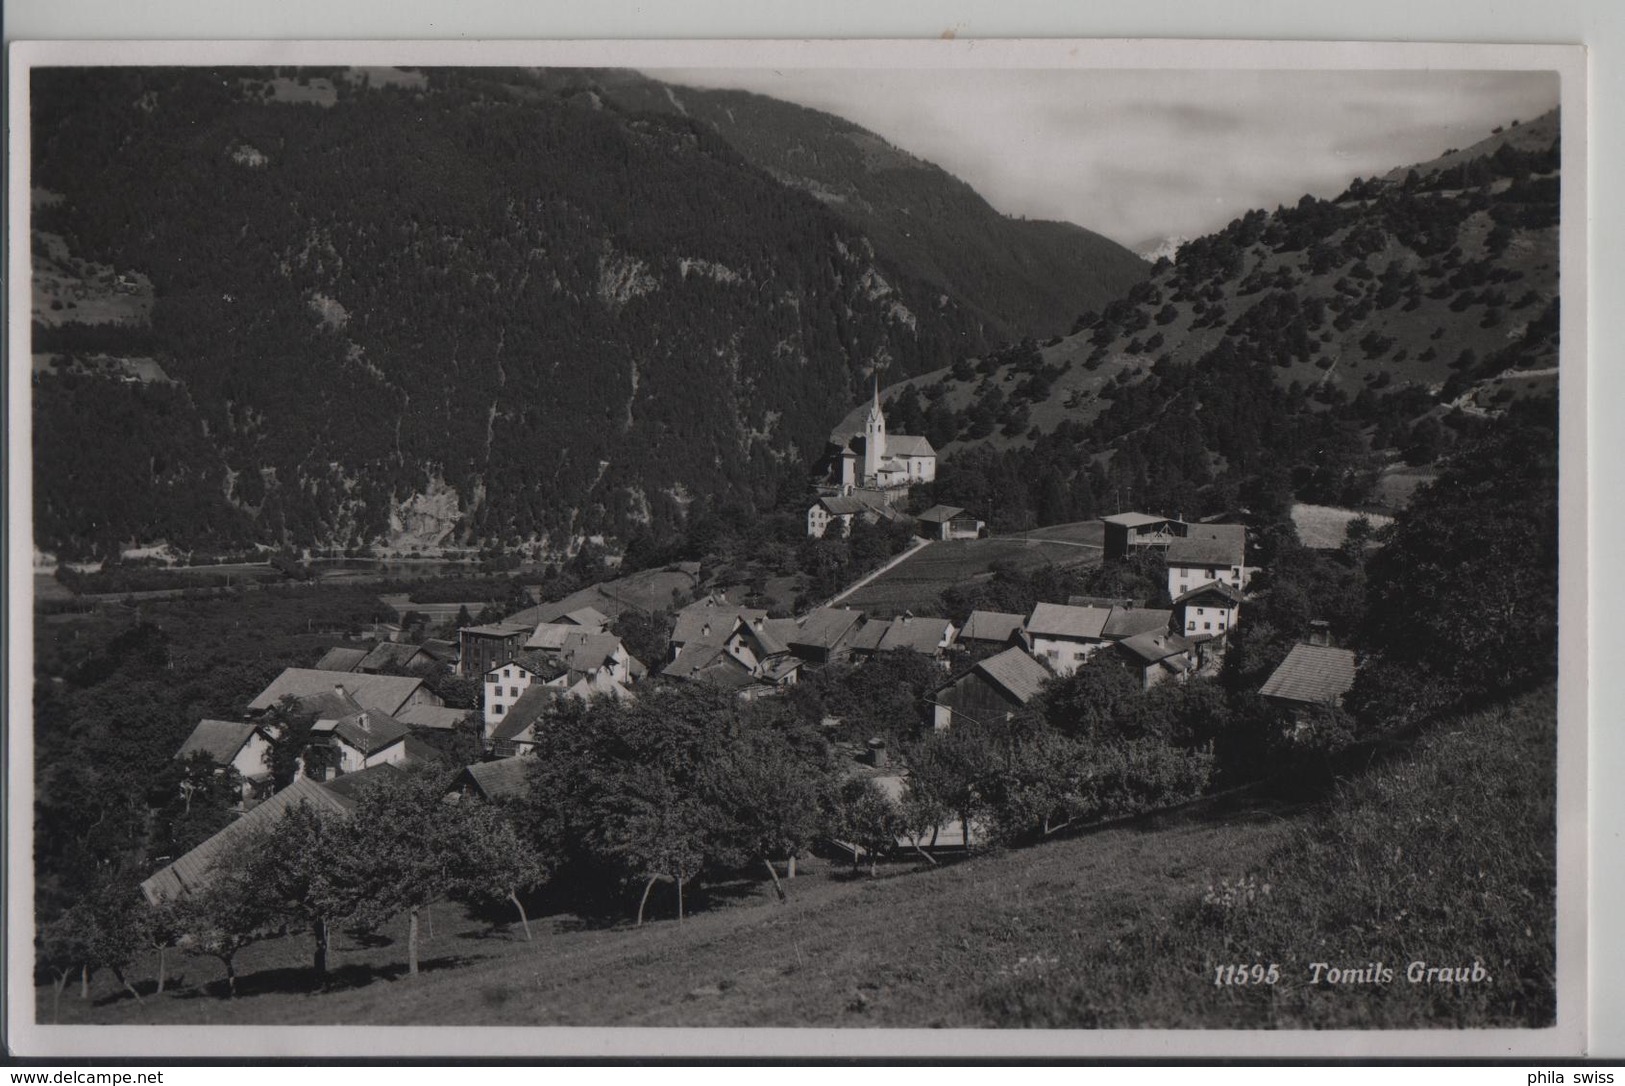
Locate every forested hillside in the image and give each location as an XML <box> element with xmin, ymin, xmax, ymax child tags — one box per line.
<box><xmin>897</xmin><ymin>111</ymin><xmax>1561</xmax><ymax>530</ymax></box>
<box><xmin>29</xmin><ymin>67</ymin><xmax>1142</xmax><ymax>562</ymax></box>
<box><xmin>595</xmin><ymin>72</ymin><xmax>1149</xmax><ymax>341</ymax></box>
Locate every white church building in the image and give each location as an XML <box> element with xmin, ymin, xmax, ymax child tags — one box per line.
<box><xmin>808</xmin><ymin>381</ymin><xmax>937</xmax><ymax>537</ymax></box>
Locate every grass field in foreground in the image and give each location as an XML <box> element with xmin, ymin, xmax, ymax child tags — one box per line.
<box><xmin>840</xmin><ymin>534</ymin><xmax>1101</xmax><ymax>617</ymax></box>
<box><xmin>45</xmin><ymin>688</ymin><xmax>1554</xmax><ymax>1030</ymax></box>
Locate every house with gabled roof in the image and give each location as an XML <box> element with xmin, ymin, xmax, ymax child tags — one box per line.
<box><xmin>140</xmin><ymin>776</ymin><xmax>355</xmax><ymax>904</ymax></box>
<box><xmin>1115</xmin><ymin>630</ymin><xmax>1197</xmax><ymax>690</ymax></box>
<box><xmin>958</xmin><ymin>610</ymin><xmax>1029</xmax><ymax>652</ymax></box>
<box><xmin>246</xmin><ymin>669</ymin><xmax>441</xmax><ymax>717</ymax></box>
<box><xmin>396</xmin><ymin>703</ymin><xmax>476</xmax><ymax>732</ymax></box>
<box><xmin>313</xmin><ymin>646</ymin><xmax>368</xmax><ymax>673</ymax></box>
<box><xmin>1101</xmin><ymin>606</ymin><xmax>1175</xmax><ymax>642</ymax></box>
<box><xmin>1260</xmin><ymin>643</ymin><xmax>1358</xmax><ymax>709</ymax></box>
<box><xmin>875</xmin><ymin>614</ymin><xmax>957</xmax><ymax>659</ymax></box>
<box><xmin>915</xmin><ymin>505</ymin><xmax>985</xmax><ymax>541</ymax></box>
<box><xmin>931</xmin><ymin>646</ymin><xmax>1052</xmax><ymax>730</ymax></box>
<box><xmin>448</xmin><ymin>756</ymin><xmax>532</xmax><ymax>804</ymax></box>
<box><xmin>485</xmin><ymin>651</ymin><xmax>571</xmax><ymax>730</ymax></box>
<box><xmin>1165</xmin><ymin>523</ymin><xmax>1250</xmax><ymax>600</ymax></box>
<box><xmin>784</xmin><ymin>607</ymin><xmax>865</xmax><ymax>665</ymax></box>
<box><xmin>557</xmin><ymin>630</ymin><xmax>645</xmax><ymax>684</ymax></box>
<box><xmin>806</xmin><ymin>489</ymin><xmax>913</xmax><ymax>539</ymax></box>
<box><xmin>1026</xmin><ymin>602</ymin><xmax>1113</xmax><ymax>675</ymax></box>
<box><xmin>1101</xmin><ymin>512</ymin><xmax>1183</xmax><ymax>560</ymax></box>
<box><xmin>174</xmin><ymin>719</ymin><xmax>274</xmax><ymax>795</ymax></box>
<box><xmin>669</xmin><ymin>596</ymin><xmax>766</xmax><ymax>662</ymax></box>
<box><xmin>357</xmin><ymin>641</ymin><xmax>435</xmax><ymax>675</ymax></box>
<box><xmin>1173</xmin><ymin>581</ymin><xmax>1245</xmax><ymax>639</ymax></box>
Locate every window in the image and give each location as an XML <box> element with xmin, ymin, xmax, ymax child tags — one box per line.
<box><xmin>493</xmin><ymin>704</ymin><xmax>504</xmax><ymax>715</ymax></box>
<box><xmin>510</xmin><ymin>687</ymin><xmax>519</xmax><ymax>697</ymax></box>
<box><xmin>503</xmin><ymin>668</ymin><xmax>511</xmax><ymax>679</ymax></box>
<box><xmin>1204</xmin><ymin>622</ymin><xmax>1212</xmax><ymax>630</ymax></box>
<box><xmin>1219</xmin><ymin>621</ymin><xmax>1227</xmax><ymax>630</ymax></box>
<box><xmin>1187</xmin><ymin>621</ymin><xmax>1196</xmax><ymax>631</ymax></box>
<box><xmin>1197</xmin><ymin>607</ymin><xmax>1205</xmax><ymax>616</ymax></box>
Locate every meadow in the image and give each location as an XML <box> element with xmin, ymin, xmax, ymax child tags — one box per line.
<box><xmin>839</xmin><ymin>531</ymin><xmax>1102</xmax><ymax>617</ymax></box>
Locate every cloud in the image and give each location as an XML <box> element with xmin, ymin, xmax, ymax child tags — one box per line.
<box><xmin>650</xmin><ymin>67</ymin><xmax>1560</xmax><ymax>249</ymax></box>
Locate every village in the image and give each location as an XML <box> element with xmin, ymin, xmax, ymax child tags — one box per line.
<box><xmin>141</xmin><ymin>386</ymin><xmax>1360</xmax><ymax>908</ymax></box>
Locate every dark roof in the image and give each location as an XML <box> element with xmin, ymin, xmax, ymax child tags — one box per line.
<box><xmin>458</xmin><ymin>757</ymin><xmax>533</xmax><ymax>802</ymax></box>
<box><xmin>492</xmin><ymin>650</ymin><xmax>569</xmax><ymax>681</ymax></box>
<box><xmin>661</xmin><ymin>640</ymin><xmax>729</xmax><ymax>679</ymax></box>
<box><xmin>419</xmin><ymin>639</ymin><xmax>459</xmax><ymax>663</ymax></box>
<box><xmin>1068</xmin><ymin>595</ymin><xmax>1144</xmax><ymax>610</ymax></box>
<box><xmin>175</xmin><ymin>719</ymin><xmax>261</xmax><ymax>765</ymax></box>
<box><xmin>321</xmin><ymin>762</ymin><xmax>404</xmax><ymax>802</ymax></box>
<box><xmin>1102</xmin><ymin>512</ymin><xmax>1171</xmax><ymax>528</ymax></box>
<box><xmin>1166</xmin><ymin>524</ymin><xmax>1246</xmax><ymax>568</ymax></box>
<box><xmin>845</xmin><ymin>619</ymin><xmax>892</xmax><ymax>653</ymax></box>
<box><xmin>1102</xmin><ymin>607</ymin><xmax>1174</xmax><ymax>640</ymax></box>
<box><xmin>877</xmin><ymin>616</ymin><xmax>953</xmax><ymax>654</ymax></box>
<box><xmin>247</xmin><ymin>669</ymin><xmax>426</xmax><ymax>715</ymax></box>
<box><xmin>400</xmin><ymin>735</ymin><xmax>447</xmax><ymax>764</ymax></box>
<box><xmin>358</xmin><ymin>641</ymin><xmax>428</xmax><ymax>672</ymax></box>
<box><xmin>489</xmin><ymin>684</ymin><xmax>561</xmax><ymax>743</ymax></box>
<box><xmin>960</xmin><ymin>610</ymin><xmax>1026</xmax><ymax>643</ymax></box>
<box><xmin>732</xmin><ymin>617</ymin><xmax>791</xmax><ymax>658</ymax></box>
<box><xmin>314</xmin><ymin>647</ymin><xmax>368</xmax><ymax>672</ymax></box>
<box><xmin>560</xmin><ymin>606</ymin><xmax>610</xmax><ymax>628</ymax></box>
<box><xmin>397</xmin><ymin>704</ymin><xmax>474</xmax><ymax>731</ymax></box>
<box><xmin>1173</xmin><ymin>581</ymin><xmax>1246</xmax><ymax>606</ymax></box>
<box><xmin>790</xmin><ymin>607</ymin><xmax>864</xmax><ymax>651</ymax></box>
<box><xmin>915</xmin><ymin>504</ymin><xmax>967</xmax><ymax>524</ymax></box>
<box><xmin>559</xmin><ymin>631</ymin><xmax>626</xmax><ymax>673</ymax></box>
<box><xmin>140</xmin><ymin>777</ymin><xmax>353</xmax><ymax>904</ymax></box>
<box><xmin>1027</xmin><ymin>602</ymin><xmax>1111</xmax><ymax>641</ymax></box>
<box><xmin>671</xmin><ymin>601</ymin><xmax>766</xmax><ymax>645</ymax></box>
<box><xmin>1260</xmin><ymin>644</ymin><xmax>1358</xmax><ymax>704</ymax></box>
<box><xmin>322</xmin><ymin>708</ymin><xmax>412</xmax><ymax>756</ymax></box>
<box><xmin>462</xmin><ymin>621</ymin><xmax>534</xmax><ymax>638</ymax></box>
<box><xmin>817</xmin><ymin>495</ymin><xmax>868</xmax><ymax>516</ymax></box>
<box><xmin>1117</xmin><ymin>630</ymin><xmax>1195</xmax><ymax>665</ymax></box>
<box><xmin>972</xmin><ymin>647</ymin><xmax>1052</xmax><ymax>704</ymax></box>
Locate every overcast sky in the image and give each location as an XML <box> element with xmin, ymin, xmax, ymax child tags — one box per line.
<box><xmin>649</xmin><ymin>68</ymin><xmax>1559</xmax><ymax>252</ymax></box>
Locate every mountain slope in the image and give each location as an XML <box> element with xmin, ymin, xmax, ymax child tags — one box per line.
<box><xmin>29</xmin><ymin>67</ymin><xmax>1135</xmax><ymax>561</ymax></box>
<box><xmin>873</xmin><ymin>111</ymin><xmax>1559</xmax><ymax>526</ymax></box>
<box><xmin>594</xmin><ymin>73</ymin><xmax>1149</xmax><ymax>342</ymax></box>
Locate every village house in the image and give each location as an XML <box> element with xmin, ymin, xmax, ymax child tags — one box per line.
<box><xmin>446</xmin><ymin>756</ymin><xmax>532</xmax><ymax>804</ymax></box>
<box><xmin>395</xmin><ymin>703</ymin><xmax>476</xmax><ymax>732</ymax></box>
<box><xmin>485</xmin><ymin>651</ymin><xmax>572</xmax><ymax>728</ymax></box>
<box><xmin>839</xmin><ymin>613</ymin><xmax>957</xmax><ymax>664</ymax></box>
<box><xmin>1114</xmin><ymin>630</ymin><xmax>1198</xmax><ymax>690</ymax></box>
<box><xmin>782</xmin><ymin>607</ymin><xmax>866</xmax><ymax>666</ymax></box>
<box><xmin>930</xmin><ymin>646</ymin><xmax>1052</xmax><ymax>730</ymax></box>
<box><xmin>141</xmin><ymin>773</ymin><xmax>362</xmax><ymax>904</ymax></box>
<box><xmin>356</xmin><ymin>641</ymin><xmax>435</xmax><ymax>675</ymax></box>
<box><xmin>172</xmin><ymin>719</ymin><xmax>274</xmax><ymax>799</ymax></box>
<box><xmin>914</xmin><ymin>505</ymin><xmax>985</xmax><ymax>541</ymax></box>
<box><xmin>1025</xmin><ymin>602</ymin><xmax>1114</xmax><ymax>674</ymax></box>
<box><xmin>1259</xmin><ymin>639</ymin><xmax>1359</xmax><ymax>712</ymax></box>
<box><xmin>486</xmin><ymin>670</ymin><xmax>636</xmax><ymax>756</ymax></box>
<box><xmin>806</xmin><ymin>490</ymin><xmax>913</xmax><ymax>539</ymax></box>
<box><xmin>1173</xmin><ymin>581</ymin><xmax>1245</xmax><ymax>638</ymax></box>
<box><xmin>246</xmin><ymin>669</ymin><xmax>442</xmax><ymax>718</ymax></box>
<box><xmin>1165</xmin><ymin>523</ymin><xmax>1251</xmax><ymax>600</ymax></box>
<box><xmin>307</xmin><ymin>703</ymin><xmax>421</xmax><ymax>778</ymax></box>
<box><xmin>660</xmin><ymin>614</ymin><xmax>803</xmax><ymax>698</ymax></box>
<box><xmin>555</xmin><ymin>630</ymin><xmax>646</xmax><ymax>685</ymax></box>
<box><xmin>668</xmin><ymin>596</ymin><xmax>767</xmax><ymax>663</ymax></box>
<box><xmin>956</xmin><ymin>610</ymin><xmax>1030</xmax><ymax>653</ymax></box>
<box><xmin>313</xmin><ymin>646</ymin><xmax>368</xmax><ymax>673</ymax></box>
<box><xmin>1102</xmin><ymin>606</ymin><xmax>1175</xmax><ymax>642</ymax></box>
<box><xmin>457</xmin><ymin>620</ymin><xmax>534</xmax><ymax>679</ymax></box>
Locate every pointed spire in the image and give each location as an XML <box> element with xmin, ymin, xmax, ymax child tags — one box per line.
<box><xmin>873</xmin><ymin>371</ymin><xmax>880</xmax><ymax>412</ymax></box>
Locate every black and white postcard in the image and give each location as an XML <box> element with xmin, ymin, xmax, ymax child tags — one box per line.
<box><xmin>4</xmin><ymin>38</ymin><xmax>1589</xmax><ymax>1059</ymax></box>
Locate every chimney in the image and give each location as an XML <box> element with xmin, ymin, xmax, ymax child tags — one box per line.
<box><xmin>702</xmin><ymin>623</ymin><xmax>711</xmax><ymax>638</ymax></box>
<box><xmin>866</xmin><ymin>737</ymin><xmax>889</xmax><ymax>769</ymax></box>
<box><xmin>332</xmin><ymin>684</ymin><xmax>346</xmax><ymax>699</ymax></box>
<box><xmin>1307</xmin><ymin>620</ymin><xmax>1331</xmax><ymax>647</ymax></box>
<box><xmin>754</xmin><ymin>616</ymin><xmax>765</xmax><ymax>630</ymax></box>
<box><xmin>357</xmin><ymin>711</ymin><xmax>369</xmax><ymax>730</ymax></box>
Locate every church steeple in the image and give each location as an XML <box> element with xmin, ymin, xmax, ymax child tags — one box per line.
<box><xmin>863</xmin><ymin>372</ymin><xmax>886</xmax><ymax>483</ymax></box>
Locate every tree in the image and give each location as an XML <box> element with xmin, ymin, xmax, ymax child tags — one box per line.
<box><xmin>245</xmin><ymin>800</ymin><xmax>369</xmax><ymax>980</ymax></box>
<box><xmin>830</xmin><ymin>778</ymin><xmax>904</xmax><ymax>875</ymax></box>
<box><xmin>168</xmin><ymin>841</ymin><xmax>280</xmax><ymax>997</ymax></box>
<box><xmin>449</xmin><ymin>801</ymin><xmax>553</xmax><ymax>940</ymax></box>
<box><xmin>1037</xmin><ymin>653</ymin><xmax>1145</xmax><ymax>741</ymax></box>
<box><xmin>710</xmin><ymin>720</ymin><xmax>833</xmax><ymax>895</ymax></box>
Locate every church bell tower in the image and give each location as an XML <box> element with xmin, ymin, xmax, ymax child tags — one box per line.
<box><xmin>862</xmin><ymin>375</ymin><xmax>886</xmax><ymax>484</ymax></box>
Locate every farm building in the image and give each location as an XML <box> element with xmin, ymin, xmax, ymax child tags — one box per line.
<box><xmin>915</xmin><ymin>505</ymin><xmax>985</xmax><ymax>541</ymax></box>
<box><xmin>1101</xmin><ymin>512</ymin><xmax>1183</xmax><ymax>560</ymax></box>
<box><xmin>447</xmin><ymin>756</ymin><xmax>532</xmax><ymax>804</ymax></box>
<box><xmin>173</xmin><ymin>719</ymin><xmax>274</xmax><ymax>797</ymax></box>
<box><xmin>1173</xmin><ymin>581</ymin><xmax>1245</xmax><ymax>638</ymax></box>
<box><xmin>1259</xmin><ymin>643</ymin><xmax>1359</xmax><ymax>709</ymax></box>
<box><xmin>930</xmin><ymin>646</ymin><xmax>1052</xmax><ymax>730</ymax></box>
<box><xmin>957</xmin><ymin>609</ymin><xmax>1029</xmax><ymax>652</ymax></box>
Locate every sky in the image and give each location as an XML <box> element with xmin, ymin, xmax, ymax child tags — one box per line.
<box><xmin>649</xmin><ymin>67</ymin><xmax>1560</xmax><ymax>253</ymax></box>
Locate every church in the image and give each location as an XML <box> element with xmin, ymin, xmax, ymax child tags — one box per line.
<box><xmin>807</xmin><ymin>382</ymin><xmax>937</xmax><ymax>538</ymax></box>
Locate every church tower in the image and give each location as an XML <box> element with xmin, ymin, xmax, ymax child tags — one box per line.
<box><xmin>862</xmin><ymin>375</ymin><xmax>886</xmax><ymax>484</ymax></box>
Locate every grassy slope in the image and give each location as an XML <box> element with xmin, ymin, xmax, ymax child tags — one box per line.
<box><xmin>837</xmin><ymin>529</ymin><xmax>1102</xmax><ymax>617</ymax></box>
<box><xmin>50</xmin><ymin>687</ymin><xmax>1554</xmax><ymax>1029</ymax></box>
